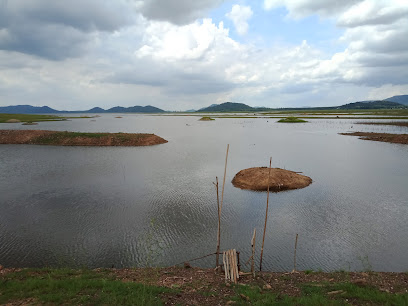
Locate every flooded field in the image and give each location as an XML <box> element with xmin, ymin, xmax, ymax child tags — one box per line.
<box><xmin>0</xmin><ymin>114</ymin><xmax>407</xmax><ymax>272</ymax></box>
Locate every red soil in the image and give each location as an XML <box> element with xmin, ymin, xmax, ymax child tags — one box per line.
<box><xmin>0</xmin><ymin>130</ymin><xmax>168</xmax><ymax>146</ymax></box>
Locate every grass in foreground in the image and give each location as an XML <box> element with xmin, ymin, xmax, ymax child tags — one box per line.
<box><xmin>0</xmin><ymin>268</ymin><xmax>172</xmax><ymax>305</ymax></box>
<box><xmin>231</xmin><ymin>281</ymin><xmax>408</xmax><ymax>305</ymax></box>
<box><xmin>0</xmin><ymin>113</ymin><xmax>66</xmax><ymax>123</ymax></box>
<box><xmin>278</xmin><ymin>116</ymin><xmax>308</xmax><ymax>123</ymax></box>
<box><xmin>2</xmin><ymin>268</ymin><xmax>407</xmax><ymax>305</ymax></box>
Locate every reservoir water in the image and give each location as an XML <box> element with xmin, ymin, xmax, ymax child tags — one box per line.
<box><xmin>1</xmin><ymin>115</ymin><xmax>407</xmax><ymax>272</ymax></box>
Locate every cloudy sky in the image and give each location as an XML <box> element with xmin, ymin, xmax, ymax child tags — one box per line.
<box><xmin>0</xmin><ymin>0</ymin><xmax>407</xmax><ymax>111</ymax></box>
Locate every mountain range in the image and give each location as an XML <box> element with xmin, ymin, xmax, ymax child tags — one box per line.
<box><xmin>197</xmin><ymin>98</ymin><xmax>407</xmax><ymax>112</ymax></box>
<box><xmin>0</xmin><ymin>105</ymin><xmax>165</xmax><ymax>114</ymax></box>
<box><xmin>0</xmin><ymin>95</ymin><xmax>407</xmax><ymax>114</ymax></box>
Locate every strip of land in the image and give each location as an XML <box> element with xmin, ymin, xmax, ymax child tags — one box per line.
<box><xmin>340</xmin><ymin>132</ymin><xmax>408</xmax><ymax>144</ymax></box>
<box><xmin>0</xmin><ymin>130</ymin><xmax>167</xmax><ymax>146</ymax></box>
<box><xmin>0</xmin><ymin>113</ymin><xmax>68</xmax><ymax>123</ymax></box>
<box><xmin>356</xmin><ymin>122</ymin><xmax>408</xmax><ymax>127</ymax></box>
<box><xmin>0</xmin><ymin>267</ymin><xmax>407</xmax><ymax>305</ymax></box>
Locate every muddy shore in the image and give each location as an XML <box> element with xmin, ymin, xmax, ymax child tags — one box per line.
<box><xmin>340</xmin><ymin>132</ymin><xmax>408</xmax><ymax>145</ymax></box>
<box><xmin>0</xmin><ymin>130</ymin><xmax>168</xmax><ymax>146</ymax></box>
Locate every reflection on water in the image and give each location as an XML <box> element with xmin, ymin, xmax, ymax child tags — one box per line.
<box><xmin>0</xmin><ymin>115</ymin><xmax>407</xmax><ymax>271</ymax></box>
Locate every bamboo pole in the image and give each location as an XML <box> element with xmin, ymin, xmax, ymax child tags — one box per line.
<box><xmin>293</xmin><ymin>233</ymin><xmax>299</xmax><ymax>272</ymax></box>
<box><xmin>225</xmin><ymin>251</ymin><xmax>230</xmax><ymax>281</ymax></box>
<box><xmin>260</xmin><ymin>157</ymin><xmax>272</xmax><ymax>272</ymax></box>
<box><xmin>228</xmin><ymin>250</ymin><xmax>233</xmax><ymax>283</ymax></box>
<box><xmin>230</xmin><ymin>250</ymin><xmax>234</xmax><ymax>283</ymax></box>
<box><xmin>213</xmin><ymin>177</ymin><xmax>220</xmax><ymax>267</ymax></box>
<box><xmin>222</xmin><ymin>252</ymin><xmax>228</xmax><ymax>280</ymax></box>
<box><xmin>231</xmin><ymin>250</ymin><xmax>237</xmax><ymax>283</ymax></box>
<box><xmin>217</xmin><ymin>145</ymin><xmax>229</xmax><ymax>270</ymax></box>
<box><xmin>251</xmin><ymin>228</ymin><xmax>256</xmax><ymax>275</ymax></box>
<box><xmin>220</xmin><ymin>144</ymin><xmax>229</xmax><ymax>212</ymax></box>
<box><xmin>234</xmin><ymin>249</ymin><xmax>239</xmax><ymax>281</ymax></box>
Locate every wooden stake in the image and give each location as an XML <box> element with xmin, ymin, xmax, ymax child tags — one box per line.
<box><xmin>293</xmin><ymin>233</ymin><xmax>299</xmax><ymax>272</ymax></box>
<box><xmin>234</xmin><ymin>249</ymin><xmax>239</xmax><ymax>281</ymax></box>
<box><xmin>225</xmin><ymin>251</ymin><xmax>230</xmax><ymax>281</ymax></box>
<box><xmin>222</xmin><ymin>252</ymin><xmax>228</xmax><ymax>280</ymax></box>
<box><xmin>260</xmin><ymin>157</ymin><xmax>272</xmax><ymax>272</ymax></box>
<box><xmin>251</xmin><ymin>228</ymin><xmax>256</xmax><ymax>275</ymax></box>
<box><xmin>213</xmin><ymin>177</ymin><xmax>220</xmax><ymax>267</ymax></box>
<box><xmin>236</xmin><ymin>251</ymin><xmax>241</xmax><ymax>272</ymax></box>
<box><xmin>229</xmin><ymin>250</ymin><xmax>233</xmax><ymax>282</ymax></box>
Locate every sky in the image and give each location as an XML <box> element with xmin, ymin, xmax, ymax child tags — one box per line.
<box><xmin>0</xmin><ymin>0</ymin><xmax>407</xmax><ymax>111</ymax></box>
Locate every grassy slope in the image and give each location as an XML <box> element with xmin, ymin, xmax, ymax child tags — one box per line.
<box><xmin>232</xmin><ymin>281</ymin><xmax>408</xmax><ymax>305</ymax></box>
<box><xmin>1</xmin><ymin>268</ymin><xmax>407</xmax><ymax>305</ymax></box>
<box><xmin>0</xmin><ymin>269</ymin><xmax>172</xmax><ymax>305</ymax></box>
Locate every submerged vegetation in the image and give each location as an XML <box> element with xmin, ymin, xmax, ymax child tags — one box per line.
<box><xmin>278</xmin><ymin>117</ymin><xmax>308</xmax><ymax>123</ymax></box>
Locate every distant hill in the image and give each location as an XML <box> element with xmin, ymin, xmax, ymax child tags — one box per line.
<box><xmin>198</xmin><ymin>102</ymin><xmax>256</xmax><ymax>112</ymax></box>
<box><xmin>385</xmin><ymin>95</ymin><xmax>408</xmax><ymax>105</ymax></box>
<box><xmin>338</xmin><ymin>100</ymin><xmax>407</xmax><ymax>109</ymax></box>
<box><xmin>0</xmin><ymin>105</ymin><xmax>59</xmax><ymax>114</ymax></box>
<box><xmin>86</xmin><ymin>107</ymin><xmax>105</xmax><ymax>113</ymax></box>
<box><xmin>198</xmin><ymin>104</ymin><xmax>218</xmax><ymax>111</ymax></box>
<box><xmin>95</xmin><ymin>105</ymin><xmax>164</xmax><ymax>113</ymax></box>
<box><xmin>0</xmin><ymin>105</ymin><xmax>165</xmax><ymax>113</ymax></box>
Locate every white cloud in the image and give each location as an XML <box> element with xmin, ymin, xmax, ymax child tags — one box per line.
<box><xmin>263</xmin><ymin>0</ymin><xmax>360</xmax><ymax>18</ymax></box>
<box><xmin>135</xmin><ymin>19</ymin><xmax>238</xmax><ymax>61</ymax></box>
<box><xmin>0</xmin><ymin>0</ymin><xmax>407</xmax><ymax>110</ymax></box>
<box><xmin>226</xmin><ymin>5</ymin><xmax>253</xmax><ymax>35</ymax></box>
<box><xmin>337</xmin><ymin>0</ymin><xmax>408</xmax><ymax>27</ymax></box>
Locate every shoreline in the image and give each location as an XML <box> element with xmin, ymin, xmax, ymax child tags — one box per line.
<box><xmin>340</xmin><ymin>132</ymin><xmax>408</xmax><ymax>144</ymax></box>
<box><xmin>1</xmin><ymin>266</ymin><xmax>407</xmax><ymax>305</ymax></box>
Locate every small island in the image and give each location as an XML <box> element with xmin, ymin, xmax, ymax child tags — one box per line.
<box><xmin>0</xmin><ymin>130</ymin><xmax>168</xmax><ymax>146</ymax></box>
<box><xmin>199</xmin><ymin>116</ymin><xmax>215</xmax><ymax>121</ymax></box>
<box><xmin>278</xmin><ymin>117</ymin><xmax>308</xmax><ymax>123</ymax></box>
<box><xmin>232</xmin><ymin>167</ymin><xmax>312</xmax><ymax>191</ymax></box>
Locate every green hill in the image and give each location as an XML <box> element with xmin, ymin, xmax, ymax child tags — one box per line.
<box><xmin>385</xmin><ymin>95</ymin><xmax>408</xmax><ymax>105</ymax></box>
<box><xmin>338</xmin><ymin>100</ymin><xmax>407</xmax><ymax>109</ymax></box>
<box><xmin>197</xmin><ymin>102</ymin><xmax>255</xmax><ymax>112</ymax></box>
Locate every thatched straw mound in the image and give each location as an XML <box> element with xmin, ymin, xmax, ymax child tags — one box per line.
<box><xmin>232</xmin><ymin>167</ymin><xmax>312</xmax><ymax>192</ymax></box>
<box><xmin>5</xmin><ymin>119</ymin><xmax>21</xmax><ymax>123</ymax></box>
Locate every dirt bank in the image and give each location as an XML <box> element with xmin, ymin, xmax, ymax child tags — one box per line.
<box><xmin>232</xmin><ymin>167</ymin><xmax>312</xmax><ymax>191</ymax></box>
<box><xmin>340</xmin><ymin>132</ymin><xmax>408</xmax><ymax>145</ymax></box>
<box><xmin>0</xmin><ymin>130</ymin><xmax>168</xmax><ymax>146</ymax></box>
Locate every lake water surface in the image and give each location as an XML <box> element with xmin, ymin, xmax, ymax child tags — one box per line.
<box><xmin>1</xmin><ymin>115</ymin><xmax>407</xmax><ymax>272</ymax></box>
